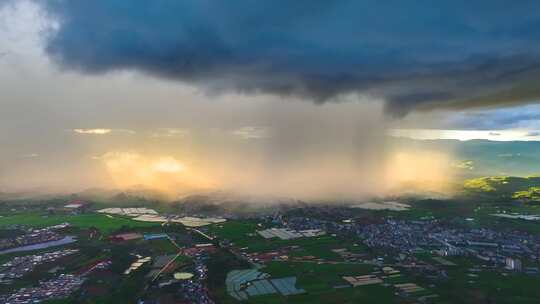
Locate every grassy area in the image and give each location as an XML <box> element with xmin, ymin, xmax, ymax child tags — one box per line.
<box><xmin>143</xmin><ymin>239</ymin><xmax>179</xmax><ymax>254</ymax></box>
<box><xmin>237</xmin><ymin>285</ymin><xmax>397</xmax><ymax>304</ymax></box>
<box><xmin>433</xmin><ymin>267</ymin><xmax>540</xmax><ymax>303</ymax></box>
<box><xmin>244</xmin><ymin>236</ymin><xmax>346</xmax><ymax>257</ymax></box>
<box><xmin>263</xmin><ymin>261</ymin><xmax>374</xmax><ymax>291</ymax></box>
<box><xmin>208</xmin><ymin>221</ymin><xmax>366</xmax><ymax>260</ymax></box>
<box><xmin>401</xmin><ymin>253</ymin><xmax>540</xmax><ymax>304</ymax></box>
<box><xmin>207</xmin><ymin>220</ymin><xmax>261</xmax><ymax>241</ymax></box>
<box><xmin>207</xmin><ymin>251</ymin><xmax>251</xmax><ymax>304</ymax></box>
<box><xmin>513</xmin><ymin>187</ymin><xmax>540</xmax><ymax>201</ymax></box>
<box><xmin>85</xmin><ymin>264</ymin><xmax>150</xmax><ymax>304</ymax></box>
<box><xmin>0</xmin><ymin>213</ymin><xmax>159</xmax><ymax>235</ymax></box>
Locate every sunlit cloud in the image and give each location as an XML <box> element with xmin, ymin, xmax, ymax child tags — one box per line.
<box><xmin>232</xmin><ymin>126</ymin><xmax>269</xmax><ymax>139</ymax></box>
<box><xmin>72</xmin><ymin>128</ymin><xmax>135</xmax><ymax>135</ymax></box>
<box><xmin>73</xmin><ymin>128</ymin><xmax>111</xmax><ymax>135</ymax></box>
<box><xmin>151</xmin><ymin>156</ymin><xmax>185</xmax><ymax>173</ymax></box>
<box><xmin>150</xmin><ymin>128</ymin><xmax>189</xmax><ymax>138</ymax></box>
<box><xmin>20</xmin><ymin>153</ymin><xmax>39</xmax><ymax>158</ymax></box>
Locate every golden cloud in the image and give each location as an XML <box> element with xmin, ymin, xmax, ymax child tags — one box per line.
<box><xmin>73</xmin><ymin>128</ymin><xmax>112</xmax><ymax>135</ymax></box>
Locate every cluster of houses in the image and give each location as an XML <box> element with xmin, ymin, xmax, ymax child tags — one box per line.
<box><xmin>0</xmin><ymin>249</ymin><xmax>78</xmax><ymax>283</ymax></box>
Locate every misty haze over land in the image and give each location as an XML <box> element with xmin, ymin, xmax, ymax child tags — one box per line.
<box><xmin>1</xmin><ymin>0</ymin><xmax>540</xmax><ymax>202</ymax></box>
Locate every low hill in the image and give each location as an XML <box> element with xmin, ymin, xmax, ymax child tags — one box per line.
<box><xmin>463</xmin><ymin>175</ymin><xmax>540</xmax><ymax>203</ymax></box>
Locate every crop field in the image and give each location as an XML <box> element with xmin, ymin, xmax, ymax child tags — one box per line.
<box><xmin>215</xmin><ymin>260</ymin><xmax>394</xmax><ymax>304</ymax></box>
<box><xmin>432</xmin><ymin>265</ymin><xmax>540</xmax><ymax>303</ymax></box>
<box><xmin>0</xmin><ymin>213</ymin><xmax>159</xmax><ymax>235</ymax></box>
<box><xmin>263</xmin><ymin>262</ymin><xmax>374</xmax><ymax>291</ymax></box>
<box><xmin>221</xmin><ymin>281</ymin><xmax>396</xmax><ymax>304</ymax></box>
<box><xmin>207</xmin><ymin>220</ymin><xmax>261</xmax><ymax>241</ymax></box>
<box><xmin>207</xmin><ymin>221</ymin><xmax>367</xmax><ymax>260</ymax></box>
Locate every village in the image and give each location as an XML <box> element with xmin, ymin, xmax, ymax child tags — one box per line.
<box><xmin>0</xmin><ymin>198</ymin><xmax>538</xmax><ymax>303</ymax></box>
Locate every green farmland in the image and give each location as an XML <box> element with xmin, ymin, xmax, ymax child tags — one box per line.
<box><xmin>0</xmin><ymin>213</ymin><xmax>159</xmax><ymax>235</ymax></box>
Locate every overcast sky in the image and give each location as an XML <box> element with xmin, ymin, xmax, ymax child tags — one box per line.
<box><xmin>1</xmin><ymin>1</ymin><xmax>540</xmax><ymax>196</ymax></box>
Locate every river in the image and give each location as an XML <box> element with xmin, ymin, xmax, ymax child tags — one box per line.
<box><xmin>0</xmin><ymin>236</ymin><xmax>77</xmax><ymax>255</ymax></box>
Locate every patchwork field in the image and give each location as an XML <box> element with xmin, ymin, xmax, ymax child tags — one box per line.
<box><xmin>213</xmin><ymin>258</ymin><xmax>400</xmax><ymax>304</ymax></box>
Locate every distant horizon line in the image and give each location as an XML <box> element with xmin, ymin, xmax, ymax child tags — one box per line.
<box><xmin>389</xmin><ymin>128</ymin><xmax>540</xmax><ymax>142</ymax></box>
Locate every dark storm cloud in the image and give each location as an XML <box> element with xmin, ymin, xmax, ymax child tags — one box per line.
<box><xmin>32</xmin><ymin>0</ymin><xmax>540</xmax><ymax>115</ymax></box>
